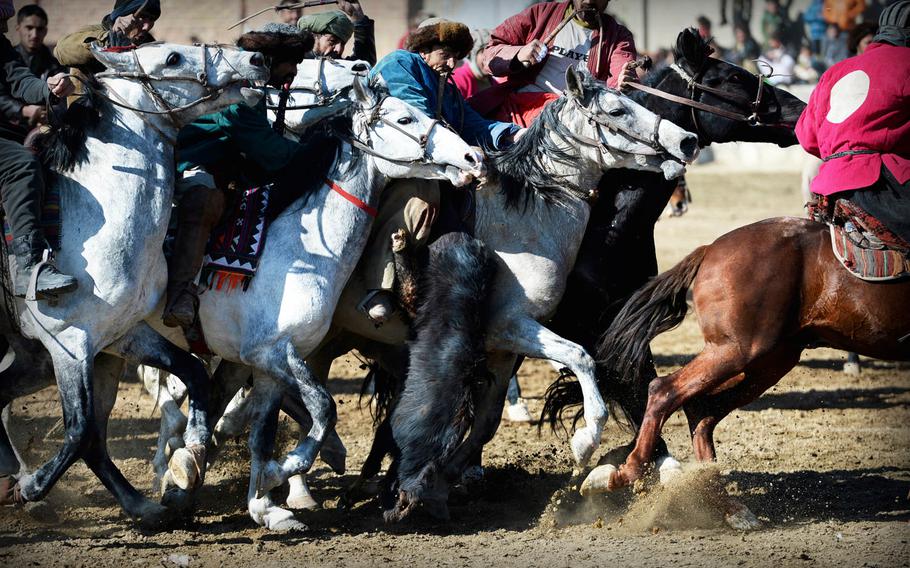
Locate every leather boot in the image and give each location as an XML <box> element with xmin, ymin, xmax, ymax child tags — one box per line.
<box><xmin>12</xmin><ymin>231</ymin><xmax>77</xmax><ymax>299</ymax></box>
<box><xmin>163</xmin><ymin>185</ymin><xmax>226</xmax><ymax>328</ymax></box>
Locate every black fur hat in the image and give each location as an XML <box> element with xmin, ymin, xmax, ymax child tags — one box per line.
<box><xmin>237</xmin><ymin>23</ymin><xmax>314</xmax><ymax>64</ymax></box>
<box><xmin>406</xmin><ymin>18</ymin><xmax>474</xmax><ymax>60</ymax></box>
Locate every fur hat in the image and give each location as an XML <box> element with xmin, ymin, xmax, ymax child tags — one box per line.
<box><xmin>406</xmin><ymin>18</ymin><xmax>474</xmax><ymax>60</ymax></box>
<box><xmin>104</xmin><ymin>0</ymin><xmax>161</xmax><ymax>26</ymax></box>
<box><xmin>237</xmin><ymin>24</ymin><xmax>315</xmax><ymax>64</ymax></box>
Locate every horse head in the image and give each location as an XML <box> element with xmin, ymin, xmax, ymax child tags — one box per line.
<box><xmin>560</xmin><ymin>66</ymin><xmax>699</xmax><ymax>180</ymax></box>
<box><xmin>90</xmin><ymin>42</ymin><xmax>269</xmax><ymax>126</ymax></box>
<box><xmin>660</xmin><ymin>27</ymin><xmax>806</xmax><ymax>147</ymax></box>
<box><xmin>267</xmin><ymin>57</ymin><xmax>371</xmax><ymax>136</ymax></box>
<box><xmin>348</xmin><ymin>77</ymin><xmax>484</xmax><ymax>186</ymax></box>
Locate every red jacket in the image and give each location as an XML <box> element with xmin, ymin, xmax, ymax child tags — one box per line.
<box><xmin>471</xmin><ymin>1</ymin><xmax>635</xmax><ymax>114</ymax></box>
<box><xmin>796</xmin><ymin>42</ymin><xmax>910</xmax><ymax>196</ymax></box>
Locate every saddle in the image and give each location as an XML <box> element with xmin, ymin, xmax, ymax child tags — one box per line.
<box><xmin>810</xmin><ymin>196</ymin><xmax>910</xmax><ymax>281</ymax></box>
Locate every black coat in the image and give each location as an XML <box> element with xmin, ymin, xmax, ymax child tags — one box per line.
<box><xmin>0</xmin><ymin>35</ymin><xmax>50</xmax><ymax>142</ymax></box>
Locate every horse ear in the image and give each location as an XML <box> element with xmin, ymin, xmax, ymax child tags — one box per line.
<box><xmin>351</xmin><ymin>76</ymin><xmax>375</xmax><ymax>107</ymax></box>
<box><xmin>674</xmin><ymin>28</ymin><xmax>709</xmax><ymax>71</ymax></box>
<box><xmin>565</xmin><ymin>66</ymin><xmax>584</xmax><ymax>99</ymax></box>
<box><xmin>89</xmin><ymin>42</ymin><xmax>131</xmax><ymax>71</ymax></box>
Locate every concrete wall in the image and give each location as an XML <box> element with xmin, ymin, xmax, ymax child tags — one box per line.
<box><xmin>4</xmin><ymin>0</ymin><xmax>410</xmax><ymax>57</ymax></box>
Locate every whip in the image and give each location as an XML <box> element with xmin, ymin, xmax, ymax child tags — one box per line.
<box><xmin>228</xmin><ymin>0</ymin><xmax>339</xmax><ymax>30</ymax></box>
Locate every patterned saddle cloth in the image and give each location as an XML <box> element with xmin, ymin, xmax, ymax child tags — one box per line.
<box><xmin>811</xmin><ymin>196</ymin><xmax>910</xmax><ymax>281</ymax></box>
<box><xmin>201</xmin><ymin>184</ymin><xmax>272</xmax><ymax>292</ymax></box>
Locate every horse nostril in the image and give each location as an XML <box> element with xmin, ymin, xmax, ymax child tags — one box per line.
<box><xmin>250</xmin><ymin>54</ymin><xmax>264</xmax><ymax>68</ymax></box>
<box><xmin>680</xmin><ymin>135</ymin><xmax>698</xmax><ymax>159</ymax></box>
<box><xmin>464</xmin><ymin>152</ymin><xmax>476</xmax><ymax>165</ymax></box>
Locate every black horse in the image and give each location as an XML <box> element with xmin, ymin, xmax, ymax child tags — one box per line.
<box><xmin>543</xmin><ymin>28</ymin><xmax>805</xmax><ymax>458</ymax></box>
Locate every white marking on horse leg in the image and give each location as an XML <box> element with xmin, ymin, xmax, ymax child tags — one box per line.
<box><xmin>657</xmin><ymin>456</ymin><xmax>683</xmax><ymax>484</ymax></box>
<box><xmin>498</xmin><ymin>319</ymin><xmax>608</xmax><ymax>466</ymax></box>
<box><xmin>579</xmin><ymin>464</ymin><xmax>617</xmax><ymax>496</ymax></box>
<box><xmin>286</xmin><ymin>474</ymin><xmax>319</xmax><ymax>510</ymax></box>
<box><xmin>142</xmin><ymin>367</ymin><xmax>188</xmax><ymax>493</ymax></box>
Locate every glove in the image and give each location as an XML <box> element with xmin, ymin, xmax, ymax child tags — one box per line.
<box><xmin>107</xmin><ymin>30</ymin><xmax>132</xmax><ymax>48</ymax></box>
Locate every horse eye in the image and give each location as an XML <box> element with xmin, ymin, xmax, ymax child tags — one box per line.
<box><xmin>729</xmin><ymin>74</ymin><xmax>743</xmax><ymax>83</ymax></box>
<box><xmin>608</xmin><ymin>108</ymin><xmax>625</xmax><ymax>117</ymax></box>
<box><xmin>166</xmin><ymin>52</ymin><xmax>182</xmax><ymax>66</ymax></box>
<box><xmin>397</xmin><ymin>116</ymin><xmax>413</xmax><ymax>125</ymax></box>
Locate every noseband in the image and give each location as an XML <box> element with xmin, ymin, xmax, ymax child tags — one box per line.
<box><xmin>625</xmin><ymin>61</ymin><xmax>776</xmax><ymax>140</ymax></box>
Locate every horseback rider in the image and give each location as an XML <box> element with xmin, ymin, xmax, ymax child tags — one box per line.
<box><xmin>0</xmin><ymin>0</ymin><xmax>76</xmax><ymax>299</ymax></box>
<box><xmin>297</xmin><ymin>0</ymin><xmax>377</xmax><ymax>65</ymax></box>
<box><xmin>54</xmin><ymin>0</ymin><xmax>160</xmax><ymax>75</ymax></box>
<box><xmin>470</xmin><ymin>0</ymin><xmax>639</xmax><ymax>127</ymax></box>
<box><xmin>796</xmin><ymin>0</ymin><xmax>910</xmax><ymax>244</ymax></box>
<box><xmin>162</xmin><ymin>24</ymin><xmax>315</xmax><ymax>329</ymax></box>
<box><xmin>360</xmin><ymin>18</ymin><xmax>522</xmax><ymax>323</ymax></box>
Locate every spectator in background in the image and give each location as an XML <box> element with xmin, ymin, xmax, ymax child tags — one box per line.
<box><xmin>762</xmin><ymin>0</ymin><xmax>791</xmax><ymax>48</ymax></box>
<box><xmin>793</xmin><ymin>43</ymin><xmax>821</xmax><ymax>82</ymax></box>
<box><xmin>453</xmin><ymin>28</ymin><xmax>492</xmax><ymax>99</ymax></box>
<box><xmin>0</xmin><ymin>4</ymin><xmax>64</xmax><ymax>135</ymax></box>
<box><xmin>276</xmin><ymin>0</ymin><xmax>302</xmax><ymax>26</ymax></box>
<box><xmin>758</xmin><ymin>31</ymin><xmax>795</xmax><ymax>84</ymax></box>
<box><xmin>805</xmin><ymin>0</ymin><xmax>829</xmax><ymax>53</ymax></box>
<box><xmin>297</xmin><ymin>1</ymin><xmax>376</xmax><ymax>65</ymax></box>
<box><xmin>822</xmin><ymin>22</ymin><xmax>850</xmax><ymax>64</ymax></box>
<box><xmin>824</xmin><ymin>0</ymin><xmax>866</xmax><ymax>31</ymax></box>
<box><xmin>696</xmin><ymin>15</ymin><xmax>727</xmax><ymax>57</ymax></box>
<box><xmin>649</xmin><ymin>47</ymin><xmax>673</xmax><ymax>72</ymax></box>
<box><xmin>847</xmin><ymin>20</ymin><xmax>878</xmax><ymax>54</ymax></box>
<box><xmin>728</xmin><ymin>22</ymin><xmax>761</xmax><ymax>69</ymax></box>
<box><xmin>720</xmin><ymin>0</ymin><xmax>753</xmax><ymax>30</ymax></box>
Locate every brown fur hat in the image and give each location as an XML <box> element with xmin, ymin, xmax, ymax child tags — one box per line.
<box><xmin>406</xmin><ymin>18</ymin><xmax>474</xmax><ymax>60</ymax></box>
<box><xmin>237</xmin><ymin>23</ymin><xmax>314</xmax><ymax>64</ymax></box>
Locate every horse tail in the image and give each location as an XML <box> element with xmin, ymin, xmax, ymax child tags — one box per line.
<box><xmin>597</xmin><ymin>245</ymin><xmax>708</xmax><ymax>387</ymax></box>
<box><xmin>360</xmin><ymin>357</ymin><xmax>402</xmax><ymax>427</ymax></box>
<box><xmin>541</xmin><ymin>245</ymin><xmax>709</xmax><ymax>432</ymax></box>
<box><xmin>385</xmin><ymin>232</ymin><xmax>497</xmax><ymax>521</ymax></box>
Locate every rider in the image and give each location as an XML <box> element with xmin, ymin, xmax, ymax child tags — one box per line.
<box><xmin>162</xmin><ymin>24</ymin><xmax>315</xmax><ymax>328</ymax></box>
<box><xmin>471</xmin><ymin>0</ymin><xmax>639</xmax><ymax>127</ymax></box>
<box><xmin>296</xmin><ymin>0</ymin><xmax>377</xmax><ymax>65</ymax></box>
<box><xmin>796</xmin><ymin>0</ymin><xmax>910</xmax><ymax>244</ymax></box>
<box><xmin>55</xmin><ymin>0</ymin><xmax>160</xmax><ymax>75</ymax></box>
<box><xmin>0</xmin><ymin>0</ymin><xmax>77</xmax><ymax>299</ymax></box>
<box><xmin>360</xmin><ymin>18</ymin><xmax>522</xmax><ymax>323</ymax></box>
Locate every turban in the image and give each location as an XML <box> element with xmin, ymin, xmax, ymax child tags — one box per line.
<box><xmin>297</xmin><ymin>10</ymin><xmax>354</xmax><ymax>43</ymax></box>
<box><xmin>406</xmin><ymin>18</ymin><xmax>473</xmax><ymax>60</ymax></box>
<box><xmin>873</xmin><ymin>0</ymin><xmax>910</xmax><ymax>47</ymax></box>
<box><xmin>0</xmin><ymin>0</ymin><xmax>15</xmax><ymax>20</ymax></box>
<box><xmin>108</xmin><ymin>0</ymin><xmax>161</xmax><ymax>22</ymax></box>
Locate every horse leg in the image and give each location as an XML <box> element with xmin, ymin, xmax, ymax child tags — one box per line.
<box><xmin>140</xmin><ymin>366</ymin><xmax>188</xmax><ymax>493</ymax></box>
<box><xmin>244</xmin><ymin>374</ymin><xmax>305</xmax><ymax>531</ymax></box>
<box><xmin>0</xmin><ymin>403</ymin><xmax>26</xmax><ymax>503</ymax></box>
<box><xmin>343</xmin><ymin>416</ymin><xmax>393</xmax><ymax>506</ymax></box>
<box><xmin>108</xmin><ymin>322</ymin><xmax>211</xmax><ymax>493</ymax></box>
<box><xmin>496</xmin><ymin>318</ymin><xmax>607</xmax><ymax>466</ymax></box>
<box><xmin>254</xmin><ymin>342</ymin><xmax>336</xmax><ymax>496</ymax></box>
<box><xmin>843</xmin><ymin>352</ymin><xmax>861</xmax><ymax>376</ymax></box>
<box><xmin>581</xmin><ymin>344</ymin><xmax>749</xmax><ymax>495</ymax></box>
<box><xmin>684</xmin><ymin>344</ymin><xmax>802</xmax><ymax>462</ymax></box>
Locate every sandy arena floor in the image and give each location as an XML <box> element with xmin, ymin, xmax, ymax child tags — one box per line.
<box><xmin>1</xmin><ymin>170</ymin><xmax>908</xmax><ymax>567</ymax></box>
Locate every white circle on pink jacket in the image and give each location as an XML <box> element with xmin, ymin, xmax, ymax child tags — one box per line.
<box><xmin>826</xmin><ymin>70</ymin><xmax>871</xmax><ymax>124</ymax></box>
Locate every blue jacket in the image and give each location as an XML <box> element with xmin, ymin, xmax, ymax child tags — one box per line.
<box><xmin>370</xmin><ymin>50</ymin><xmax>518</xmax><ymax>150</ymax></box>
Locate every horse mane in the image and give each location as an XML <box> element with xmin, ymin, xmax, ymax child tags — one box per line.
<box><xmin>485</xmin><ymin>74</ymin><xmax>609</xmax><ymax>211</ymax></box>
<box><xmin>30</xmin><ymin>76</ymin><xmax>106</xmax><ymax>173</ymax></box>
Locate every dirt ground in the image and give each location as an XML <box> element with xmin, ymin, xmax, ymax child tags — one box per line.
<box><xmin>1</xmin><ymin>170</ymin><xmax>908</xmax><ymax>567</ymax></box>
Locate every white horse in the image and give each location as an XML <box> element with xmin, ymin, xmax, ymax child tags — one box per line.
<box><xmin>3</xmin><ymin>42</ymin><xmax>268</xmax><ymax>528</ymax></box>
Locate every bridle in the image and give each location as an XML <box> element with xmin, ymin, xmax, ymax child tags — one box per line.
<box><xmin>346</xmin><ymin>94</ymin><xmax>445</xmax><ymax>166</ymax></box>
<box><xmin>625</xmin><ymin>58</ymin><xmax>778</xmax><ymax>141</ymax></box>
<box><xmin>91</xmin><ymin>43</ymin><xmax>249</xmax><ymax>143</ymax></box>
<box><xmin>267</xmin><ymin>57</ymin><xmax>364</xmax><ymax>135</ymax></box>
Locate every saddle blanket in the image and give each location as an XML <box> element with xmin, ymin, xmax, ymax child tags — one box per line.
<box><xmin>201</xmin><ymin>184</ymin><xmax>271</xmax><ymax>292</ymax></box>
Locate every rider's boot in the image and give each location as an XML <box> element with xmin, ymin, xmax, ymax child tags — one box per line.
<box><xmin>163</xmin><ymin>185</ymin><xmax>226</xmax><ymax>329</ymax></box>
<box><xmin>12</xmin><ymin>230</ymin><xmax>77</xmax><ymax>299</ymax></box>
<box><xmin>358</xmin><ymin>289</ymin><xmax>397</xmax><ymax>325</ymax></box>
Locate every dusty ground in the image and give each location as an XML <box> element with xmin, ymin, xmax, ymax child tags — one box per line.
<box><xmin>1</xmin><ymin>170</ymin><xmax>908</xmax><ymax>567</ymax></box>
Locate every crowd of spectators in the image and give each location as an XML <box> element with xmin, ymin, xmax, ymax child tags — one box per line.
<box><xmin>641</xmin><ymin>0</ymin><xmax>898</xmax><ymax>87</ymax></box>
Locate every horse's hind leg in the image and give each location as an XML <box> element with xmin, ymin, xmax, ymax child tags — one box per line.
<box><xmin>141</xmin><ymin>366</ymin><xmax>188</xmax><ymax>494</ymax></box>
<box><xmin>495</xmin><ymin>318</ymin><xmax>607</xmax><ymax>466</ymax></box>
<box><xmin>109</xmin><ymin>322</ymin><xmax>212</xmax><ymax>493</ymax></box>
<box><xmin>684</xmin><ymin>344</ymin><xmax>802</xmax><ymax>462</ymax></box>
<box><xmin>342</xmin><ymin>416</ymin><xmax>393</xmax><ymax>507</ymax></box>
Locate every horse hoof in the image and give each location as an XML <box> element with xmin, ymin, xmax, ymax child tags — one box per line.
<box><xmin>319</xmin><ymin>447</ymin><xmax>347</xmax><ymax>476</ymax></box>
<box><xmin>570</xmin><ymin>428</ymin><xmax>598</xmax><ymax>466</ymax></box>
<box><xmin>579</xmin><ymin>464</ymin><xmax>617</xmax><ymax>496</ymax></box>
<box><xmin>134</xmin><ymin>502</ymin><xmax>173</xmax><ymax>531</ymax></box>
<box><xmin>168</xmin><ymin>445</ymin><xmax>206</xmax><ymax>491</ymax></box>
<box><xmin>286</xmin><ymin>493</ymin><xmax>320</xmax><ymax>511</ymax></box>
<box><xmin>161</xmin><ymin>485</ymin><xmax>195</xmax><ymax>517</ymax></box>
<box><xmin>842</xmin><ymin>362</ymin><xmax>861</xmax><ymax>376</ymax></box>
<box><xmin>725</xmin><ymin>502</ymin><xmax>761</xmax><ymax>531</ymax></box>
<box><xmin>657</xmin><ymin>457</ymin><xmax>683</xmax><ymax>484</ymax></box>
<box><xmin>460</xmin><ymin>465</ymin><xmax>485</xmax><ymax>485</ymax></box>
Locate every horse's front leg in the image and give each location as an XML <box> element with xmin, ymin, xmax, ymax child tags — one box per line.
<box><xmin>496</xmin><ymin>317</ymin><xmax>608</xmax><ymax>466</ymax></box>
<box><xmin>108</xmin><ymin>322</ymin><xmax>211</xmax><ymax>495</ymax></box>
<box><xmin>254</xmin><ymin>340</ymin><xmax>336</xmax><ymax>496</ymax></box>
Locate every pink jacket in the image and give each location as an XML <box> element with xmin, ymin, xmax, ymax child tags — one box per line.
<box><xmin>796</xmin><ymin>42</ymin><xmax>910</xmax><ymax>196</ymax></box>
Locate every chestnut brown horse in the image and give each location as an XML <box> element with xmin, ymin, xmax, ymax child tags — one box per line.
<box><xmin>580</xmin><ymin>216</ymin><xmax>910</xmax><ymax>494</ymax></box>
